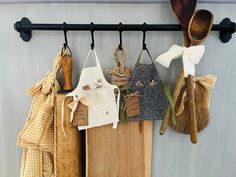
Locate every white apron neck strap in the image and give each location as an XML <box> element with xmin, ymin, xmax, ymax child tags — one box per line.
<box><xmin>61</xmin><ymin>92</ymin><xmax>75</xmax><ymax>137</ymax></box>
<box><xmin>82</xmin><ymin>48</ymin><xmax>101</xmax><ymax>69</ymax></box>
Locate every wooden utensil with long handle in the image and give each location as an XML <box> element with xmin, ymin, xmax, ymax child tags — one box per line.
<box><xmin>185</xmin><ymin>75</ymin><xmax>197</xmax><ymax>143</ymax></box>
<box><xmin>160</xmin><ymin>69</ymin><xmax>184</xmax><ymax>135</ymax></box>
<box><xmin>189</xmin><ymin>9</ymin><xmax>214</xmax><ymax>133</ymax></box>
<box><xmin>61</xmin><ymin>54</ymin><xmax>73</xmax><ymax>91</ymax></box>
<box><xmin>171</xmin><ymin>0</ymin><xmax>198</xmax><ymax>144</ymax></box>
<box><xmin>187</xmin><ymin>9</ymin><xmax>214</xmax><ymax>143</ymax></box>
<box><xmin>160</xmin><ymin>0</ymin><xmax>197</xmax><ymax>138</ymax></box>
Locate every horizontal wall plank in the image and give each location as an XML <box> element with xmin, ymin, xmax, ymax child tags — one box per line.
<box><xmin>0</xmin><ymin>0</ymin><xmax>236</xmax><ymax>4</ymax></box>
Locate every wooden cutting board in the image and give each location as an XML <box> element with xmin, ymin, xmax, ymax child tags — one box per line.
<box><xmin>86</xmin><ymin>120</ymin><xmax>153</xmax><ymax>177</ymax></box>
<box><xmin>54</xmin><ymin>93</ymin><xmax>82</xmax><ymax>177</ymax></box>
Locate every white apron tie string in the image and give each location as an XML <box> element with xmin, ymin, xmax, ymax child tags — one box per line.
<box><xmin>61</xmin><ymin>93</ymin><xmax>92</xmax><ymax>137</ymax></box>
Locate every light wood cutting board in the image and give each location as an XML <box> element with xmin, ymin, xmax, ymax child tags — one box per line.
<box><xmin>86</xmin><ymin>120</ymin><xmax>153</xmax><ymax>177</ymax></box>
<box><xmin>54</xmin><ymin>94</ymin><xmax>82</xmax><ymax>177</ymax></box>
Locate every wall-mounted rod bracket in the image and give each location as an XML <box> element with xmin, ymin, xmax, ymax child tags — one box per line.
<box><xmin>14</xmin><ymin>17</ymin><xmax>32</xmax><ymax>41</ymax></box>
<box><xmin>219</xmin><ymin>18</ymin><xmax>236</xmax><ymax>43</ymax></box>
<box><xmin>14</xmin><ymin>17</ymin><xmax>236</xmax><ymax>43</ymax></box>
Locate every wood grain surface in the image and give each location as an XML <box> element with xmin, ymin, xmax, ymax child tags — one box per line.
<box><xmin>54</xmin><ymin>94</ymin><xmax>82</xmax><ymax>177</ymax></box>
<box><xmin>61</xmin><ymin>55</ymin><xmax>73</xmax><ymax>91</ymax></box>
<box><xmin>86</xmin><ymin>120</ymin><xmax>153</xmax><ymax>177</ymax></box>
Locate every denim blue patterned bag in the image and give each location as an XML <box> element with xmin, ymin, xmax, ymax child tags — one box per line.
<box><xmin>126</xmin><ymin>49</ymin><xmax>168</xmax><ymax>120</ymax></box>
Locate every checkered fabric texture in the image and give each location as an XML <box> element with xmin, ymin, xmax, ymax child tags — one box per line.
<box><xmin>17</xmin><ymin>50</ymin><xmax>63</xmax><ymax>177</ymax></box>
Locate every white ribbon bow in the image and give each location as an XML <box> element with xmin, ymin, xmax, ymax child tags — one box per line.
<box><xmin>61</xmin><ymin>93</ymin><xmax>92</xmax><ymax>137</ymax></box>
<box><xmin>155</xmin><ymin>45</ymin><xmax>205</xmax><ymax>77</ymax></box>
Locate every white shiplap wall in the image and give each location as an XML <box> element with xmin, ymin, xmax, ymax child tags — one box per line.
<box><xmin>0</xmin><ymin>2</ymin><xmax>236</xmax><ymax>177</ymax></box>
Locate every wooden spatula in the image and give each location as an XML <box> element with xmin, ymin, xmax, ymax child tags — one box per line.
<box><xmin>170</xmin><ymin>0</ymin><xmax>197</xmax><ymax>47</ymax></box>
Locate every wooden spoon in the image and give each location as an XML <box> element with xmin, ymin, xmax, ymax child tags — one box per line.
<box><xmin>188</xmin><ymin>9</ymin><xmax>214</xmax><ymax>46</ymax></box>
<box><xmin>185</xmin><ymin>9</ymin><xmax>213</xmax><ymax>143</ymax></box>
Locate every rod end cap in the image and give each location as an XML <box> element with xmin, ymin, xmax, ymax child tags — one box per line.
<box><xmin>14</xmin><ymin>17</ymin><xmax>32</xmax><ymax>42</ymax></box>
<box><xmin>220</xmin><ymin>18</ymin><xmax>236</xmax><ymax>43</ymax></box>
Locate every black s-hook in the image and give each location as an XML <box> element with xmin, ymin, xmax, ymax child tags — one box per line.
<box><xmin>142</xmin><ymin>22</ymin><xmax>147</xmax><ymax>50</ymax></box>
<box><xmin>63</xmin><ymin>22</ymin><xmax>68</xmax><ymax>49</ymax></box>
<box><xmin>90</xmin><ymin>22</ymin><xmax>95</xmax><ymax>50</ymax></box>
<box><xmin>118</xmin><ymin>22</ymin><xmax>123</xmax><ymax>50</ymax></box>
<box><xmin>61</xmin><ymin>22</ymin><xmax>72</xmax><ymax>56</ymax></box>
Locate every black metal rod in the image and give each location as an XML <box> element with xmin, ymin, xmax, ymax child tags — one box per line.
<box><xmin>14</xmin><ymin>17</ymin><xmax>236</xmax><ymax>42</ymax></box>
<box><xmin>15</xmin><ymin>23</ymin><xmax>235</xmax><ymax>32</ymax></box>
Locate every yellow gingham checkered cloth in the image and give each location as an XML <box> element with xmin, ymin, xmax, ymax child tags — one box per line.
<box><xmin>17</xmin><ymin>51</ymin><xmax>63</xmax><ymax>177</ymax></box>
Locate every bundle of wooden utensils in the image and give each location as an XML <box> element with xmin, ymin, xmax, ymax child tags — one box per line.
<box><xmin>157</xmin><ymin>0</ymin><xmax>217</xmax><ymax>144</ymax></box>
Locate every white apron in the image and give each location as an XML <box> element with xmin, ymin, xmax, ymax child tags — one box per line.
<box><xmin>62</xmin><ymin>49</ymin><xmax>120</xmax><ymax>136</ymax></box>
